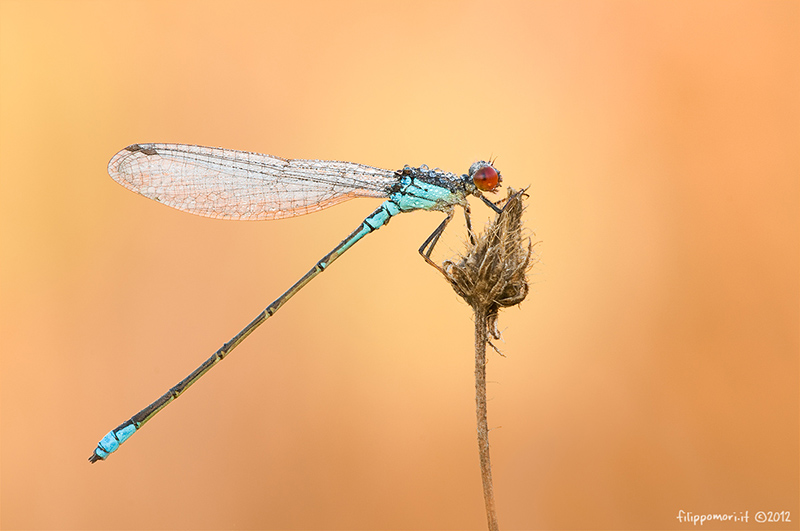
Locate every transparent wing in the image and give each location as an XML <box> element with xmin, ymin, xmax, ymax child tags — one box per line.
<box><xmin>107</xmin><ymin>143</ymin><xmax>397</xmax><ymax>220</ymax></box>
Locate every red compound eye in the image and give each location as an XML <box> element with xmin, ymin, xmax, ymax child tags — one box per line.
<box><xmin>473</xmin><ymin>165</ymin><xmax>499</xmax><ymax>192</ymax></box>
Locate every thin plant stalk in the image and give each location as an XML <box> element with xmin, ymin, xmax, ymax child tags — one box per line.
<box><xmin>474</xmin><ymin>303</ymin><xmax>498</xmax><ymax>531</ymax></box>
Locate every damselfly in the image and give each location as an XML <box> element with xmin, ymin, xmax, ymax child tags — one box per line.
<box><xmin>89</xmin><ymin>143</ymin><xmax>502</xmax><ymax>462</ymax></box>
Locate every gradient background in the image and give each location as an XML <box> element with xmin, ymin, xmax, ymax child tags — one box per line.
<box><xmin>1</xmin><ymin>1</ymin><xmax>797</xmax><ymax>529</ymax></box>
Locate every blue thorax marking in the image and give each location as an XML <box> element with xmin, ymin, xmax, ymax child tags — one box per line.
<box><xmin>389</xmin><ymin>168</ymin><xmax>467</xmax><ymax>213</ymax></box>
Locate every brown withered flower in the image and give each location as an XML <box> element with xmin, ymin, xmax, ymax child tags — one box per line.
<box><xmin>443</xmin><ymin>187</ymin><xmax>532</xmax><ymax>340</ymax></box>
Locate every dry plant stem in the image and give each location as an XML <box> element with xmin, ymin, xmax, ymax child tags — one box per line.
<box><xmin>442</xmin><ymin>188</ymin><xmax>532</xmax><ymax>531</ymax></box>
<box><xmin>474</xmin><ymin>304</ymin><xmax>499</xmax><ymax>531</ymax></box>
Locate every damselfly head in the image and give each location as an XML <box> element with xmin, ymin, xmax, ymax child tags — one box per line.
<box><xmin>469</xmin><ymin>161</ymin><xmax>502</xmax><ymax>193</ymax></box>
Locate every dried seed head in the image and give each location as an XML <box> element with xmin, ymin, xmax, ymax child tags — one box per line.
<box><xmin>443</xmin><ymin>188</ymin><xmax>533</xmax><ymax>339</ymax></box>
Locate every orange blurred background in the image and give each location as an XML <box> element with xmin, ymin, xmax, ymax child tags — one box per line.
<box><xmin>1</xmin><ymin>1</ymin><xmax>797</xmax><ymax>529</ymax></box>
